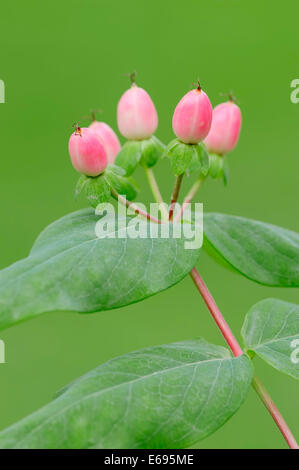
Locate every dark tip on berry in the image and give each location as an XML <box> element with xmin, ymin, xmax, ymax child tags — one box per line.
<box><xmin>190</xmin><ymin>78</ymin><xmax>202</xmax><ymax>91</ymax></box>
<box><xmin>90</xmin><ymin>109</ymin><xmax>102</xmax><ymax>122</ymax></box>
<box><xmin>124</xmin><ymin>70</ymin><xmax>137</xmax><ymax>86</ymax></box>
<box><xmin>220</xmin><ymin>91</ymin><xmax>239</xmax><ymax>104</ymax></box>
<box><xmin>72</xmin><ymin>122</ymin><xmax>82</xmax><ymax>136</ymax></box>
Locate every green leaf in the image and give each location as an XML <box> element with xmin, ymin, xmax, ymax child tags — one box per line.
<box><xmin>241</xmin><ymin>298</ymin><xmax>299</xmax><ymax>379</ymax></box>
<box><xmin>105</xmin><ymin>165</ymin><xmax>139</xmax><ymax>201</ymax></box>
<box><xmin>140</xmin><ymin>136</ymin><xmax>165</xmax><ymax>168</ymax></box>
<box><xmin>115</xmin><ymin>141</ymin><xmax>143</xmax><ymax>176</ymax></box>
<box><xmin>0</xmin><ymin>209</ymin><xmax>200</xmax><ymax>330</ymax></box>
<box><xmin>204</xmin><ymin>213</ymin><xmax>299</xmax><ymax>287</ymax></box>
<box><xmin>0</xmin><ymin>339</ymin><xmax>253</xmax><ymax>449</ymax></box>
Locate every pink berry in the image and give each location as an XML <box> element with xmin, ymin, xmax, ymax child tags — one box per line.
<box><xmin>117</xmin><ymin>84</ymin><xmax>158</xmax><ymax>140</ymax></box>
<box><xmin>204</xmin><ymin>101</ymin><xmax>242</xmax><ymax>155</ymax></box>
<box><xmin>89</xmin><ymin>121</ymin><xmax>121</xmax><ymax>164</ymax></box>
<box><xmin>68</xmin><ymin>126</ymin><xmax>107</xmax><ymax>177</ymax></box>
<box><xmin>172</xmin><ymin>83</ymin><xmax>213</xmax><ymax>144</ymax></box>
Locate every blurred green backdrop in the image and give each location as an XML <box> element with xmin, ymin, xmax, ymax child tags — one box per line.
<box><xmin>0</xmin><ymin>0</ymin><xmax>298</xmax><ymax>449</ymax></box>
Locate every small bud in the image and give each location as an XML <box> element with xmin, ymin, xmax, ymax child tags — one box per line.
<box><xmin>68</xmin><ymin>127</ymin><xmax>107</xmax><ymax>177</ymax></box>
<box><xmin>89</xmin><ymin>121</ymin><xmax>121</xmax><ymax>164</ymax></box>
<box><xmin>117</xmin><ymin>84</ymin><xmax>158</xmax><ymax>140</ymax></box>
<box><xmin>172</xmin><ymin>84</ymin><xmax>213</xmax><ymax>144</ymax></box>
<box><xmin>204</xmin><ymin>101</ymin><xmax>242</xmax><ymax>155</ymax></box>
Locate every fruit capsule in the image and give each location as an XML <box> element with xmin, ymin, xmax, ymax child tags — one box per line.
<box><xmin>204</xmin><ymin>101</ymin><xmax>242</xmax><ymax>155</ymax></box>
<box><xmin>117</xmin><ymin>84</ymin><xmax>158</xmax><ymax>140</ymax></box>
<box><xmin>68</xmin><ymin>126</ymin><xmax>107</xmax><ymax>176</ymax></box>
<box><xmin>172</xmin><ymin>83</ymin><xmax>213</xmax><ymax>144</ymax></box>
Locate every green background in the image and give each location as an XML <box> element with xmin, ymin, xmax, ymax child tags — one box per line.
<box><xmin>0</xmin><ymin>0</ymin><xmax>298</xmax><ymax>449</ymax></box>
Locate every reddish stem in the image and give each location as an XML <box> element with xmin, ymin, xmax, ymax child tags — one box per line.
<box><xmin>111</xmin><ymin>188</ymin><xmax>161</xmax><ymax>224</ymax></box>
<box><xmin>252</xmin><ymin>375</ymin><xmax>299</xmax><ymax>449</ymax></box>
<box><xmin>190</xmin><ymin>267</ymin><xmax>299</xmax><ymax>450</ymax></box>
<box><xmin>169</xmin><ymin>174</ymin><xmax>183</xmax><ymax>221</ymax></box>
<box><xmin>174</xmin><ymin>177</ymin><xmax>205</xmax><ymax>224</ymax></box>
<box><xmin>190</xmin><ymin>268</ymin><xmax>243</xmax><ymax>356</ymax></box>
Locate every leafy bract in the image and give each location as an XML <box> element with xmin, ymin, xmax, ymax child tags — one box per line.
<box><xmin>115</xmin><ymin>141</ymin><xmax>142</xmax><ymax>176</ymax></box>
<box><xmin>204</xmin><ymin>213</ymin><xmax>299</xmax><ymax>287</ymax></box>
<box><xmin>0</xmin><ymin>209</ymin><xmax>200</xmax><ymax>330</ymax></box>
<box><xmin>242</xmin><ymin>298</ymin><xmax>299</xmax><ymax>379</ymax></box>
<box><xmin>186</xmin><ymin>143</ymin><xmax>210</xmax><ymax>177</ymax></box>
<box><xmin>105</xmin><ymin>164</ymin><xmax>139</xmax><ymax>201</ymax></box>
<box><xmin>115</xmin><ymin>137</ymin><xmax>164</xmax><ymax>176</ymax></box>
<box><xmin>75</xmin><ymin>165</ymin><xmax>138</xmax><ymax>207</ymax></box>
<box><xmin>0</xmin><ymin>339</ymin><xmax>253</xmax><ymax>449</ymax></box>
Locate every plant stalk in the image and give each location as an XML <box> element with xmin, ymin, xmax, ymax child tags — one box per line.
<box><xmin>168</xmin><ymin>174</ymin><xmax>184</xmax><ymax>221</ymax></box>
<box><xmin>144</xmin><ymin>164</ymin><xmax>298</xmax><ymax>449</ymax></box>
<box><xmin>190</xmin><ymin>268</ymin><xmax>243</xmax><ymax>356</ymax></box>
<box><xmin>174</xmin><ymin>176</ymin><xmax>205</xmax><ymax>223</ymax></box>
<box><xmin>143</xmin><ymin>167</ymin><xmax>168</xmax><ymax>221</ymax></box>
<box><xmin>252</xmin><ymin>375</ymin><xmax>299</xmax><ymax>449</ymax></box>
<box><xmin>190</xmin><ymin>267</ymin><xmax>299</xmax><ymax>450</ymax></box>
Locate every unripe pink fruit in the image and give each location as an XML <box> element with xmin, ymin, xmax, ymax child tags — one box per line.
<box><xmin>89</xmin><ymin>121</ymin><xmax>121</xmax><ymax>164</ymax></box>
<box><xmin>68</xmin><ymin>127</ymin><xmax>107</xmax><ymax>177</ymax></box>
<box><xmin>204</xmin><ymin>101</ymin><xmax>242</xmax><ymax>155</ymax></box>
<box><xmin>117</xmin><ymin>84</ymin><xmax>158</xmax><ymax>140</ymax></box>
<box><xmin>172</xmin><ymin>85</ymin><xmax>213</xmax><ymax>144</ymax></box>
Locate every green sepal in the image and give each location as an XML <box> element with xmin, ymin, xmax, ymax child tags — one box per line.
<box><xmin>115</xmin><ymin>136</ymin><xmax>165</xmax><ymax>176</ymax></box>
<box><xmin>75</xmin><ymin>174</ymin><xmax>111</xmax><ymax>208</ymax></box>
<box><xmin>75</xmin><ymin>174</ymin><xmax>89</xmax><ymax>199</ymax></box>
<box><xmin>208</xmin><ymin>153</ymin><xmax>225</xmax><ymax>179</ymax></box>
<box><xmin>222</xmin><ymin>158</ymin><xmax>229</xmax><ymax>186</ymax></box>
<box><xmin>104</xmin><ymin>164</ymin><xmax>139</xmax><ymax>201</ymax></box>
<box><xmin>197</xmin><ymin>142</ymin><xmax>210</xmax><ymax>176</ymax></box>
<box><xmin>115</xmin><ymin>140</ymin><xmax>143</xmax><ymax>176</ymax></box>
<box><xmin>165</xmin><ymin>139</ymin><xmax>210</xmax><ymax>177</ymax></box>
<box><xmin>186</xmin><ymin>142</ymin><xmax>210</xmax><ymax>177</ymax></box>
<box><xmin>164</xmin><ymin>139</ymin><xmax>193</xmax><ymax>175</ymax></box>
<box><xmin>163</xmin><ymin>138</ymin><xmax>180</xmax><ymax>157</ymax></box>
<box><xmin>140</xmin><ymin>135</ymin><xmax>165</xmax><ymax>168</ymax></box>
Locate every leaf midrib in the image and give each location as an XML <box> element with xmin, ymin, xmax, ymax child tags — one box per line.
<box><xmin>248</xmin><ymin>333</ymin><xmax>299</xmax><ymax>350</ymax></box>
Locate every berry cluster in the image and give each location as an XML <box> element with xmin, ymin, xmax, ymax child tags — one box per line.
<box><xmin>68</xmin><ymin>77</ymin><xmax>242</xmax><ymax>208</ymax></box>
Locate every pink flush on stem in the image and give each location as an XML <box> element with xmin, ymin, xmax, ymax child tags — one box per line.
<box><xmin>117</xmin><ymin>76</ymin><xmax>158</xmax><ymax>140</ymax></box>
<box><xmin>68</xmin><ymin>125</ymin><xmax>107</xmax><ymax>177</ymax></box>
<box><xmin>89</xmin><ymin>121</ymin><xmax>121</xmax><ymax>164</ymax></box>
<box><xmin>172</xmin><ymin>81</ymin><xmax>213</xmax><ymax>144</ymax></box>
<box><xmin>204</xmin><ymin>98</ymin><xmax>242</xmax><ymax>155</ymax></box>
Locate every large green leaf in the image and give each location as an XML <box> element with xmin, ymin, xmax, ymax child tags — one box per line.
<box><xmin>204</xmin><ymin>213</ymin><xmax>299</xmax><ymax>287</ymax></box>
<box><xmin>0</xmin><ymin>339</ymin><xmax>253</xmax><ymax>449</ymax></box>
<box><xmin>242</xmin><ymin>298</ymin><xmax>299</xmax><ymax>379</ymax></box>
<box><xmin>0</xmin><ymin>209</ymin><xmax>200</xmax><ymax>330</ymax></box>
